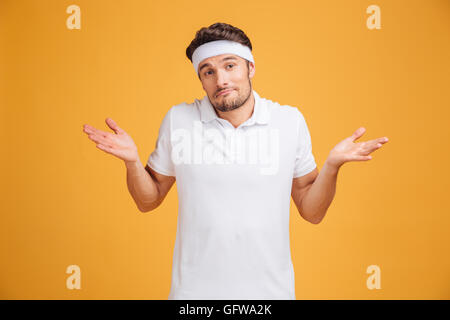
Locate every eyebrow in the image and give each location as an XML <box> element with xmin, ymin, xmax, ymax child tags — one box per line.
<box><xmin>198</xmin><ymin>56</ymin><xmax>238</xmax><ymax>73</ymax></box>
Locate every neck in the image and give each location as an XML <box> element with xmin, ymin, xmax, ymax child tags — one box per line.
<box><xmin>215</xmin><ymin>92</ymin><xmax>255</xmax><ymax>129</ymax></box>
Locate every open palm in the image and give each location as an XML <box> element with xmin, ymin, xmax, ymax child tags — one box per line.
<box><xmin>83</xmin><ymin>118</ymin><xmax>139</xmax><ymax>163</ymax></box>
<box><xmin>327</xmin><ymin>127</ymin><xmax>389</xmax><ymax>168</ymax></box>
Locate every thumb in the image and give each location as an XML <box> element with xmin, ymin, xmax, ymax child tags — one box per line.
<box><xmin>350</xmin><ymin>127</ymin><xmax>366</xmax><ymax>142</ymax></box>
<box><xmin>105</xmin><ymin>118</ymin><xmax>125</xmax><ymax>134</ymax></box>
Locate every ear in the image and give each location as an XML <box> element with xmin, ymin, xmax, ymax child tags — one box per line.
<box><xmin>248</xmin><ymin>62</ymin><xmax>255</xmax><ymax>79</ymax></box>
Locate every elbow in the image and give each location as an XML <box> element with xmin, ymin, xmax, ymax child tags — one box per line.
<box><xmin>309</xmin><ymin>217</ymin><xmax>322</xmax><ymax>225</ymax></box>
<box><xmin>305</xmin><ymin>212</ymin><xmax>324</xmax><ymax>225</ymax></box>
<box><xmin>137</xmin><ymin>201</ymin><xmax>160</xmax><ymax>213</ymax></box>
<box><xmin>298</xmin><ymin>207</ymin><xmax>322</xmax><ymax>224</ymax></box>
<box><xmin>137</xmin><ymin>205</ymin><xmax>148</xmax><ymax>213</ymax></box>
<box><xmin>137</xmin><ymin>205</ymin><xmax>155</xmax><ymax>213</ymax></box>
<box><xmin>300</xmin><ymin>212</ymin><xmax>321</xmax><ymax>224</ymax></box>
<box><xmin>137</xmin><ymin>202</ymin><xmax>151</xmax><ymax>213</ymax></box>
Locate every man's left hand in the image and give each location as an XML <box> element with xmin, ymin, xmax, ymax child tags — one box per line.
<box><xmin>326</xmin><ymin>127</ymin><xmax>389</xmax><ymax>169</ymax></box>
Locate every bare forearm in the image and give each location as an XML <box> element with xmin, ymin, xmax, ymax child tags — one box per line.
<box><xmin>300</xmin><ymin>161</ymin><xmax>340</xmax><ymax>224</ymax></box>
<box><xmin>125</xmin><ymin>159</ymin><xmax>160</xmax><ymax>212</ymax></box>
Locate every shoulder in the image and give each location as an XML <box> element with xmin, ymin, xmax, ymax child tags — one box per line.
<box><xmin>262</xmin><ymin>96</ymin><xmax>305</xmax><ymax>124</ymax></box>
<box><xmin>168</xmin><ymin>98</ymin><xmax>203</xmax><ymax>122</ymax></box>
<box><xmin>154</xmin><ymin>100</ymin><xmax>195</xmax><ymax>131</ymax></box>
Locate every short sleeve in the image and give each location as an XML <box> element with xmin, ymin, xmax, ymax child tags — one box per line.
<box><xmin>146</xmin><ymin>107</ymin><xmax>176</xmax><ymax>177</ymax></box>
<box><xmin>293</xmin><ymin>109</ymin><xmax>317</xmax><ymax>178</ymax></box>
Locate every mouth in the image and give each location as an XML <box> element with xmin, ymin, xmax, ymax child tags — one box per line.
<box><xmin>216</xmin><ymin>89</ymin><xmax>234</xmax><ymax>97</ymax></box>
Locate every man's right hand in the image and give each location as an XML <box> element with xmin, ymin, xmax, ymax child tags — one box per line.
<box><xmin>83</xmin><ymin>118</ymin><xmax>139</xmax><ymax>163</ymax></box>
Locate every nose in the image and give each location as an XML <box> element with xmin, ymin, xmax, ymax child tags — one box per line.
<box><xmin>215</xmin><ymin>68</ymin><xmax>229</xmax><ymax>90</ymax></box>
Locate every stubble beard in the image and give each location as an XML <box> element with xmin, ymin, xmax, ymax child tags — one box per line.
<box><xmin>212</xmin><ymin>79</ymin><xmax>252</xmax><ymax>113</ymax></box>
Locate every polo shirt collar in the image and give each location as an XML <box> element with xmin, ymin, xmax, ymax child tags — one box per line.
<box><xmin>200</xmin><ymin>89</ymin><xmax>269</xmax><ymax>125</ymax></box>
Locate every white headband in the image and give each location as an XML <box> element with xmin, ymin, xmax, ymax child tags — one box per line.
<box><xmin>192</xmin><ymin>40</ymin><xmax>254</xmax><ymax>74</ymax></box>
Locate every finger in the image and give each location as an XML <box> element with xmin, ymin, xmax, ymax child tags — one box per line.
<box><xmin>350</xmin><ymin>127</ymin><xmax>366</xmax><ymax>142</ymax></box>
<box><xmin>84</xmin><ymin>124</ymin><xmax>109</xmax><ymax>137</ymax></box>
<box><xmin>366</xmin><ymin>136</ymin><xmax>389</xmax><ymax>145</ymax></box>
<box><xmin>83</xmin><ymin>124</ymin><xmax>94</xmax><ymax>134</ymax></box>
<box><xmin>88</xmin><ymin>133</ymin><xmax>113</xmax><ymax>147</ymax></box>
<box><xmin>83</xmin><ymin>124</ymin><xmax>99</xmax><ymax>133</ymax></box>
<box><xmin>378</xmin><ymin>136</ymin><xmax>389</xmax><ymax>143</ymax></box>
<box><xmin>105</xmin><ymin>118</ymin><xmax>124</xmax><ymax>134</ymax></box>
<box><xmin>359</xmin><ymin>142</ymin><xmax>381</xmax><ymax>155</ymax></box>
<box><xmin>365</xmin><ymin>137</ymin><xmax>390</xmax><ymax>154</ymax></box>
<box><xmin>93</xmin><ymin>130</ymin><xmax>114</xmax><ymax>142</ymax></box>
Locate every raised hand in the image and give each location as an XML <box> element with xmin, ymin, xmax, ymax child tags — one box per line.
<box><xmin>326</xmin><ymin>127</ymin><xmax>389</xmax><ymax>169</ymax></box>
<box><xmin>82</xmin><ymin>118</ymin><xmax>139</xmax><ymax>163</ymax></box>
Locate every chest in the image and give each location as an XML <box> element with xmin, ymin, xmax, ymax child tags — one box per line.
<box><xmin>171</xmin><ymin>121</ymin><xmax>297</xmax><ymax>179</ymax></box>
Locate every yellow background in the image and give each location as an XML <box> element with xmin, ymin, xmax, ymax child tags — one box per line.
<box><xmin>1</xmin><ymin>0</ymin><xmax>449</xmax><ymax>299</ymax></box>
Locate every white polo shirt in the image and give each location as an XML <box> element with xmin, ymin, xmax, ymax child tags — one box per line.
<box><xmin>147</xmin><ymin>89</ymin><xmax>316</xmax><ymax>300</ymax></box>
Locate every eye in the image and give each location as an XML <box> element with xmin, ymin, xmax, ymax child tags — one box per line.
<box><xmin>205</xmin><ymin>70</ymin><xmax>213</xmax><ymax>76</ymax></box>
<box><xmin>227</xmin><ymin>64</ymin><xmax>235</xmax><ymax>69</ymax></box>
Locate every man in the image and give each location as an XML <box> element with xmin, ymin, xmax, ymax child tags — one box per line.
<box><xmin>82</xmin><ymin>23</ymin><xmax>388</xmax><ymax>300</ymax></box>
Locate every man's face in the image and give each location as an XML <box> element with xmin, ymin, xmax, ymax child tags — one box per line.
<box><xmin>198</xmin><ymin>54</ymin><xmax>255</xmax><ymax>112</ymax></box>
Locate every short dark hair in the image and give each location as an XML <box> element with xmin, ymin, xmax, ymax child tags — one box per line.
<box><xmin>186</xmin><ymin>22</ymin><xmax>253</xmax><ymax>77</ymax></box>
